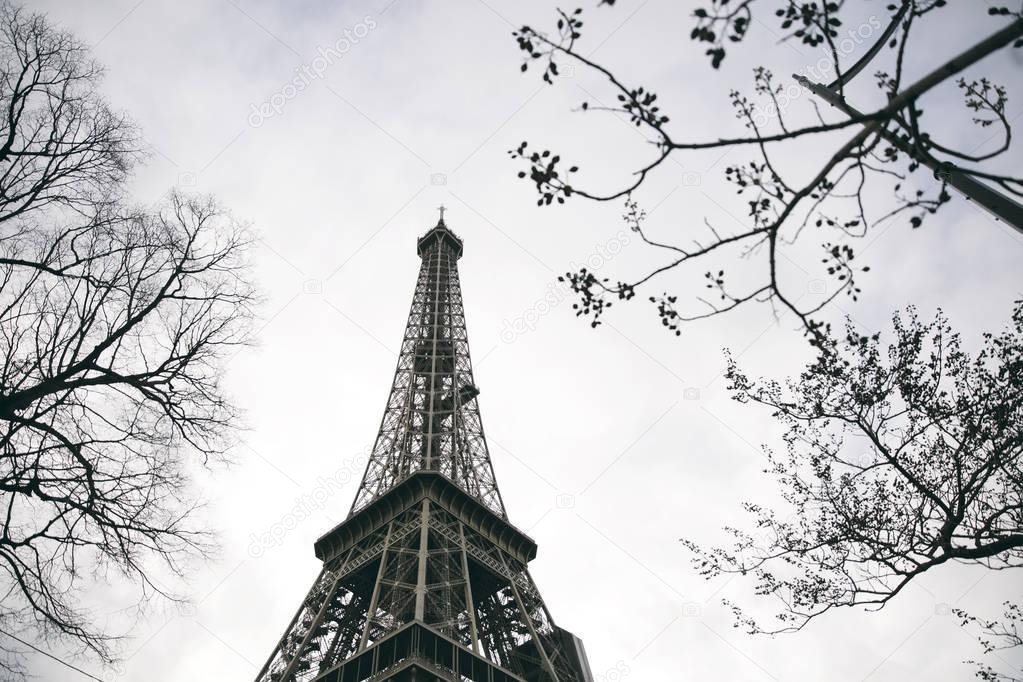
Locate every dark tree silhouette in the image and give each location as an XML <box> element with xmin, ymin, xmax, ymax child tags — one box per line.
<box><xmin>957</xmin><ymin>601</ymin><xmax>1023</xmax><ymax>681</ymax></box>
<box><xmin>509</xmin><ymin>4</ymin><xmax>1023</xmax><ymax>677</ymax></box>
<box><xmin>510</xmin><ymin>2</ymin><xmax>1022</xmax><ymax>341</ymax></box>
<box><xmin>679</xmin><ymin>301</ymin><xmax>1023</xmax><ymax>679</ymax></box>
<box><xmin>0</xmin><ymin>2</ymin><xmax>256</xmax><ymax>669</ymax></box>
<box><xmin>0</xmin><ymin>2</ymin><xmax>137</xmax><ymax>223</ymax></box>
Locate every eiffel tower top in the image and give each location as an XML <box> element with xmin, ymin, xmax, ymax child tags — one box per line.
<box><xmin>417</xmin><ymin>205</ymin><xmax>463</xmax><ymax>258</ymax></box>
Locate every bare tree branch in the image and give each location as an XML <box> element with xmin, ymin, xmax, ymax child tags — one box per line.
<box><xmin>508</xmin><ymin>2</ymin><xmax>1022</xmax><ymax>344</ymax></box>
<box><xmin>0</xmin><ymin>2</ymin><xmax>257</xmax><ymax>667</ymax></box>
<box><xmin>682</xmin><ymin>302</ymin><xmax>1022</xmax><ymax>678</ymax></box>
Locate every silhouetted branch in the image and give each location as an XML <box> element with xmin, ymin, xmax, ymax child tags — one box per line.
<box><xmin>956</xmin><ymin>601</ymin><xmax>1023</xmax><ymax>681</ymax></box>
<box><xmin>509</xmin><ymin>2</ymin><xmax>1022</xmax><ymax>343</ymax></box>
<box><xmin>0</xmin><ymin>2</ymin><xmax>257</xmax><ymax>666</ymax></box>
<box><xmin>681</xmin><ymin>301</ymin><xmax>1022</xmax><ymax>668</ymax></box>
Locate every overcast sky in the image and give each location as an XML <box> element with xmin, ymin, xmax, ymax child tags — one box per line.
<box><xmin>24</xmin><ymin>1</ymin><xmax>1023</xmax><ymax>680</ymax></box>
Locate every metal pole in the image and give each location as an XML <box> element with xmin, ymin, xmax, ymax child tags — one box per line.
<box><xmin>795</xmin><ymin>76</ymin><xmax>1023</xmax><ymax>233</ymax></box>
<box><xmin>792</xmin><ymin>16</ymin><xmax>1023</xmax><ymax>235</ymax></box>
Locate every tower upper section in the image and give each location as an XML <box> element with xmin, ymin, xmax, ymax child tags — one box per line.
<box><xmin>349</xmin><ymin>211</ymin><xmax>505</xmax><ymax>517</ymax></box>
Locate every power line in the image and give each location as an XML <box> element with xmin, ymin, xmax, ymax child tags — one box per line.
<box><xmin>0</xmin><ymin>628</ymin><xmax>106</xmax><ymax>681</ymax></box>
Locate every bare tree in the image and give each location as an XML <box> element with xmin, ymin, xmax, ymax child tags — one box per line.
<box><xmin>509</xmin><ymin>2</ymin><xmax>1022</xmax><ymax>341</ymax></box>
<box><xmin>0</xmin><ymin>2</ymin><xmax>256</xmax><ymax>670</ymax></box>
<box><xmin>679</xmin><ymin>302</ymin><xmax>1022</xmax><ymax>679</ymax></box>
<box><xmin>0</xmin><ymin>2</ymin><xmax>137</xmax><ymax>224</ymax></box>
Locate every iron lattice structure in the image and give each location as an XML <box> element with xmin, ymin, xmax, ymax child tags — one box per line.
<box><xmin>255</xmin><ymin>215</ymin><xmax>592</xmax><ymax>682</ymax></box>
<box><xmin>350</xmin><ymin>223</ymin><xmax>504</xmax><ymax>518</ymax></box>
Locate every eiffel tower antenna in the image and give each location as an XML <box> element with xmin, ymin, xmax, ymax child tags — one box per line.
<box><xmin>254</xmin><ymin>215</ymin><xmax>593</xmax><ymax>682</ymax></box>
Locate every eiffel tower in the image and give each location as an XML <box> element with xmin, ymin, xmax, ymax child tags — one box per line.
<box><xmin>254</xmin><ymin>209</ymin><xmax>592</xmax><ymax>682</ymax></box>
